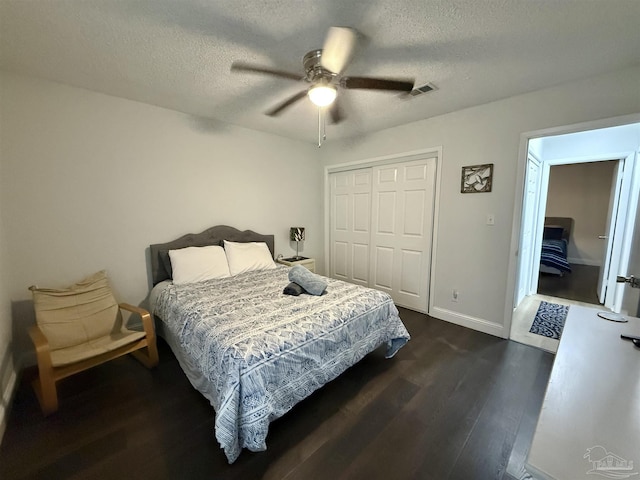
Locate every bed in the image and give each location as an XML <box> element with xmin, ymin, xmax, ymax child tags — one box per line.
<box><xmin>540</xmin><ymin>217</ymin><xmax>573</xmax><ymax>276</ymax></box>
<box><xmin>147</xmin><ymin>225</ymin><xmax>410</xmax><ymax>463</ymax></box>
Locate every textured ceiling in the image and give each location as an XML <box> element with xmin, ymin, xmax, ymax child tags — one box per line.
<box><xmin>1</xmin><ymin>0</ymin><xmax>639</xmax><ymax>145</ymax></box>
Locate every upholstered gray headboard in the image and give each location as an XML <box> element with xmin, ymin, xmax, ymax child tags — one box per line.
<box><xmin>544</xmin><ymin>217</ymin><xmax>573</xmax><ymax>242</ymax></box>
<box><xmin>149</xmin><ymin>225</ymin><xmax>275</xmax><ymax>285</ymax></box>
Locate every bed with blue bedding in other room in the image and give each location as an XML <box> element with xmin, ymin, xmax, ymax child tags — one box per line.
<box><xmin>540</xmin><ymin>217</ymin><xmax>573</xmax><ymax>276</ymax></box>
<box><xmin>147</xmin><ymin>225</ymin><xmax>410</xmax><ymax>463</ymax></box>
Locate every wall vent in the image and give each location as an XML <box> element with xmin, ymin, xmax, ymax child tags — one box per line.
<box><xmin>410</xmin><ymin>83</ymin><xmax>437</xmax><ymax>96</ymax></box>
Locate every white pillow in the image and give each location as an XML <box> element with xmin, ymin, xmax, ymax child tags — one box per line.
<box><xmin>223</xmin><ymin>240</ymin><xmax>276</xmax><ymax>276</ymax></box>
<box><xmin>168</xmin><ymin>246</ymin><xmax>231</xmax><ymax>285</ymax></box>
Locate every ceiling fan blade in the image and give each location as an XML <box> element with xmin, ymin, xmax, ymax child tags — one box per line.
<box><xmin>329</xmin><ymin>99</ymin><xmax>344</xmax><ymax>124</ymax></box>
<box><xmin>231</xmin><ymin>62</ymin><xmax>303</xmax><ymax>81</ymax></box>
<box><xmin>265</xmin><ymin>90</ymin><xmax>308</xmax><ymax>116</ymax></box>
<box><xmin>342</xmin><ymin>76</ymin><xmax>414</xmax><ymax>92</ymax></box>
<box><xmin>320</xmin><ymin>27</ymin><xmax>357</xmax><ymax>74</ymax></box>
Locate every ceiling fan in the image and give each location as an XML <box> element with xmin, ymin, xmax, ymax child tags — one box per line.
<box><xmin>230</xmin><ymin>27</ymin><xmax>415</xmax><ymax>124</ymax></box>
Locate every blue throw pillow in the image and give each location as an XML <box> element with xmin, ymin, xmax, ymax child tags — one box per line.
<box><xmin>283</xmin><ymin>282</ymin><xmax>305</xmax><ymax>296</ymax></box>
<box><xmin>288</xmin><ymin>265</ymin><xmax>327</xmax><ymax>296</ymax></box>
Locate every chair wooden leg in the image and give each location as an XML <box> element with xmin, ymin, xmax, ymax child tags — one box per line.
<box><xmin>147</xmin><ymin>339</ymin><xmax>159</xmax><ymax>366</ymax></box>
<box><xmin>131</xmin><ymin>341</ymin><xmax>159</xmax><ymax>369</ymax></box>
<box><xmin>29</xmin><ymin>325</ymin><xmax>59</xmax><ymax>415</ymax></box>
<box><xmin>32</xmin><ymin>374</ymin><xmax>58</xmax><ymax>416</ymax></box>
<box><xmin>121</xmin><ymin>303</ymin><xmax>159</xmax><ymax>369</ymax></box>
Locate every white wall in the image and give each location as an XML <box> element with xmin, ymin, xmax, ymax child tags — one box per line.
<box><xmin>545</xmin><ymin>161</ymin><xmax>616</xmax><ymax>266</ymax></box>
<box><xmin>320</xmin><ymin>65</ymin><xmax>640</xmax><ymax>337</ymax></box>
<box><xmin>0</xmin><ymin>72</ymin><xmax>322</xmax><ymax>371</ymax></box>
<box><xmin>0</xmin><ymin>75</ymin><xmax>17</xmax><ymax>438</ymax></box>
<box><xmin>540</xmin><ymin>123</ymin><xmax>640</xmax><ymax>160</ymax></box>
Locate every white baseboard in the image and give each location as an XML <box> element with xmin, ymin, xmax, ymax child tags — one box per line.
<box><xmin>0</xmin><ymin>356</ymin><xmax>17</xmax><ymax>444</ymax></box>
<box><xmin>430</xmin><ymin>306</ymin><xmax>506</xmax><ymax>338</ymax></box>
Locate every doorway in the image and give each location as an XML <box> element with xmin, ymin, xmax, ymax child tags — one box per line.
<box><xmin>538</xmin><ymin>161</ymin><xmax>617</xmax><ymax>304</ymax></box>
<box><xmin>509</xmin><ymin>121</ymin><xmax>640</xmax><ymax>352</ymax></box>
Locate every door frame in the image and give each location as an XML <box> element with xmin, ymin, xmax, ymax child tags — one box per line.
<box><xmin>515</xmin><ymin>153</ymin><xmax>542</xmax><ymax>307</ymax></box>
<box><xmin>323</xmin><ymin>147</ymin><xmax>442</xmax><ymax>314</ymax></box>
<box><xmin>597</xmin><ymin>159</ymin><xmax>623</xmax><ymax>304</ymax></box>
<box><xmin>504</xmin><ymin>113</ymin><xmax>640</xmax><ymax>336</ymax></box>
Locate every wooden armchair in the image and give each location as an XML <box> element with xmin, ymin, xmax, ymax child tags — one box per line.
<box><xmin>28</xmin><ymin>271</ymin><xmax>158</xmax><ymax>415</ymax></box>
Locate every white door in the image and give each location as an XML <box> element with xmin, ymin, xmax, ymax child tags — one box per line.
<box><xmin>369</xmin><ymin>158</ymin><xmax>436</xmax><ymax>312</ymax></box>
<box><xmin>598</xmin><ymin>160</ymin><xmax>623</xmax><ymax>304</ymax></box>
<box><xmin>516</xmin><ymin>155</ymin><xmax>542</xmax><ymax>306</ymax></box>
<box><xmin>329</xmin><ymin>169</ymin><xmax>372</xmax><ymax>286</ymax></box>
<box><xmin>601</xmin><ymin>157</ymin><xmax>635</xmax><ymax>311</ymax></box>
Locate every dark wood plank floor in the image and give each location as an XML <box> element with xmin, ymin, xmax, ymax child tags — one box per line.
<box><xmin>0</xmin><ymin>308</ymin><xmax>553</xmax><ymax>480</ymax></box>
<box><xmin>538</xmin><ymin>263</ymin><xmax>600</xmax><ymax>304</ymax></box>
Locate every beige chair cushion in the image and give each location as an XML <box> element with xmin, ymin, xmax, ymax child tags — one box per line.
<box><xmin>30</xmin><ymin>270</ymin><xmax>145</xmax><ymax>366</ymax></box>
<box><xmin>50</xmin><ymin>329</ymin><xmax>146</xmax><ymax>366</ymax></box>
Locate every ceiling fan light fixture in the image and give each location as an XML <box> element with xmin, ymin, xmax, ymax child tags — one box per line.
<box><xmin>308</xmin><ymin>85</ymin><xmax>337</xmax><ymax>107</ymax></box>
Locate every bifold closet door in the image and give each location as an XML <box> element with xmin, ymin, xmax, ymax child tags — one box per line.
<box><xmin>329</xmin><ymin>168</ymin><xmax>372</xmax><ymax>287</ymax></box>
<box><xmin>370</xmin><ymin>158</ymin><xmax>436</xmax><ymax>312</ymax></box>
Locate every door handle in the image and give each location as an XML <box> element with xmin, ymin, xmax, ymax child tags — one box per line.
<box><xmin>598</xmin><ymin>235</ymin><xmax>607</xmax><ymax>239</ymax></box>
<box><xmin>616</xmin><ymin>275</ymin><xmax>640</xmax><ymax>288</ymax></box>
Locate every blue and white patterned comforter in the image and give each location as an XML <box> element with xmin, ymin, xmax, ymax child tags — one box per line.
<box><xmin>541</xmin><ymin>239</ymin><xmax>572</xmax><ymax>273</ymax></box>
<box><xmin>153</xmin><ymin>266</ymin><xmax>410</xmax><ymax>463</ymax></box>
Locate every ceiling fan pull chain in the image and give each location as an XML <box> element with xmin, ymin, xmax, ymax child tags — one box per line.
<box><xmin>322</xmin><ymin>108</ymin><xmax>327</xmax><ymax>141</ymax></box>
<box><xmin>317</xmin><ymin>107</ymin><xmax>328</xmax><ymax>147</ymax></box>
<box><xmin>318</xmin><ymin>107</ymin><xmax>323</xmax><ymax>148</ymax></box>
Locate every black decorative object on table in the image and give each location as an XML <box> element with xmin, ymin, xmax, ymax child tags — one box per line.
<box><xmin>283</xmin><ymin>256</ymin><xmax>308</xmax><ymax>262</ymax></box>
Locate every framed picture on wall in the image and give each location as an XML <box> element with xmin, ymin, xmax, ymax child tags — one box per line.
<box><xmin>461</xmin><ymin>163</ymin><xmax>493</xmax><ymax>193</ymax></box>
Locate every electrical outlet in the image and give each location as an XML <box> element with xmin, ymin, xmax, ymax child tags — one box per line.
<box><xmin>452</xmin><ymin>289</ymin><xmax>459</xmax><ymax>302</ymax></box>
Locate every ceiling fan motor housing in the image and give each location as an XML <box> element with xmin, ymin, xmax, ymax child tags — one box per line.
<box><xmin>303</xmin><ymin>49</ymin><xmax>335</xmax><ymax>83</ymax></box>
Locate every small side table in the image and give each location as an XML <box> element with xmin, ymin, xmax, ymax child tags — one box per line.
<box><xmin>277</xmin><ymin>257</ymin><xmax>315</xmax><ymax>273</ymax></box>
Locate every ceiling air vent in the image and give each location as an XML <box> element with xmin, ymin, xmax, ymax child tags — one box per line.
<box><xmin>410</xmin><ymin>83</ymin><xmax>437</xmax><ymax>96</ymax></box>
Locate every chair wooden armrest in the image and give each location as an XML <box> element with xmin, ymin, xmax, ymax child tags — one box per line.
<box><xmin>119</xmin><ymin>303</ymin><xmax>159</xmax><ymax>368</ymax></box>
<box><xmin>29</xmin><ymin>325</ymin><xmax>53</xmax><ymax>372</ymax></box>
<box><xmin>118</xmin><ymin>302</ymin><xmax>149</xmax><ymax>316</ymax></box>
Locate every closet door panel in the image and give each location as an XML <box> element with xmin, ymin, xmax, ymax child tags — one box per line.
<box><xmin>353</xmin><ymin>193</ymin><xmax>370</xmax><ymax>232</ymax></box>
<box><xmin>376</xmin><ymin>191</ymin><xmax>397</xmax><ymax>235</ymax></box>
<box><xmin>403</xmin><ymin>190</ymin><xmax>426</xmax><ymax>236</ymax></box>
<box><xmin>373</xmin><ymin>246</ymin><xmax>394</xmax><ymax>290</ymax></box>
<box><xmin>329</xmin><ymin>168</ymin><xmax>372</xmax><ymax>286</ymax></box>
<box><xmin>333</xmin><ymin>241</ymin><xmax>348</xmax><ymax>280</ymax></box>
<box><xmin>334</xmin><ymin>194</ymin><xmax>349</xmax><ymax>231</ymax></box>
<box><xmin>352</xmin><ymin>243</ymin><xmax>370</xmax><ymax>283</ymax></box>
<box><xmin>330</xmin><ymin>156</ymin><xmax>436</xmax><ymax>314</ymax></box>
<box><xmin>400</xmin><ymin>249</ymin><xmax>422</xmax><ymax>296</ymax></box>
<box><xmin>370</xmin><ymin>157</ymin><xmax>436</xmax><ymax>312</ymax></box>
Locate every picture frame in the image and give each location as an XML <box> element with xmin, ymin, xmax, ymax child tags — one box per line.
<box><xmin>461</xmin><ymin>163</ymin><xmax>493</xmax><ymax>193</ymax></box>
